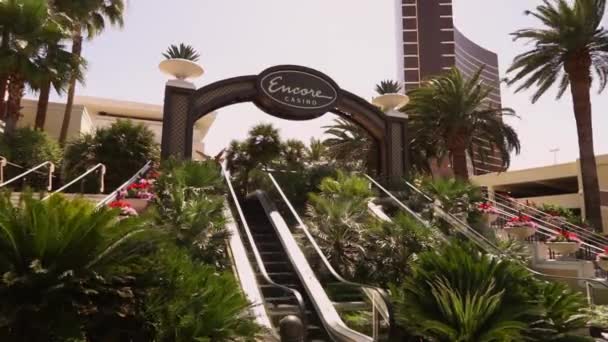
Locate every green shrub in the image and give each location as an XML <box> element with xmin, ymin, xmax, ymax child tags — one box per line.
<box><xmin>63</xmin><ymin>119</ymin><xmax>159</xmax><ymax>192</ymax></box>
<box><xmin>305</xmin><ymin>172</ymin><xmax>375</xmax><ymax>278</ymax></box>
<box><xmin>145</xmin><ymin>246</ymin><xmax>259</xmax><ymax>341</ymax></box>
<box><xmin>0</xmin><ymin>127</ymin><xmax>62</xmax><ymax>168</ymax></box>
<box><xmin>361</xmin><ymin>213</ymin><xmax>437</xmax><ymax>286</ymax></box>
<box><xmin>152</xmin><ymin>159</ymin><xmax>228</xmax><ymax>268</ymax></box>
<box><xmin>391</xmin><ymin>241</ymin><xmax>535</xmax><ymax>341</ymax></box>
<box><xmin>0</xmin><ymin>192</ymin><xmax>155</xmax><ymax>341</ymax></box>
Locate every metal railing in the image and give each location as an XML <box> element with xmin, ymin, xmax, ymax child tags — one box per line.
<box><xmin>0</xmin><ymin>161</ymin><xmax>55</xmax><ymax>191</ymax></box>
<box><xmin>43</xmin><ymin>163</ymin><xmax>106</xmax><ymax>200</ymax></box>
<box><xmin>95</xmin><ymin>161</ymin><xmax>153</xmax><ymax>209</ymax></box>
<box><xmin>267</xmin><ymin>172</ymin><xmax>395</xmax><ymax>341</ymax></box>
<box><xmin>489</xmin><ymin>192</ymin><xmax>608</xmax><ymax>247</ymax></box>
<box><xmin>392</xmin><ymin>179</ymin><xmax>608</xmax><ymax>305</ymax></box>
<box><xmin>0</xmin><ymin>156</ymin><xmax>6</xmax><ymax>184</ymax></box>
<box><xmin>221</xmin><ymin>165</ymin><xmax>309</xmax><ymax>338</ymax></box>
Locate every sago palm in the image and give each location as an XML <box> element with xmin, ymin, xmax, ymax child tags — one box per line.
<box><xmin>0</xmin><ymin>192</ymin><xmax>154</xmax><ymax>341</ymax></box>
<box><xmin>404</xmin><ymin>67</ymin><xmax>520</xmax><ymax>180</ymax></box>
<box><xmin>54</xmin><ymin>0</ymin><xmax>125</xmax><ymax>144</ymax></box>
<box><xmin>507</xmin><ymin>0</ymin><xmax>607</xmax><ymax>231</ymax></box>
<box><xmin>391</xmin><ymin>242</ymin><xmax>536</xmax><ymax>341</ymax></box>
<box><xmin>375</xmin><ymin>79</ymin><xmax>402</xmax><ymax>95</ymax></box>
<box><xmin>162</xmin><ymin>43</ymin><xmax>201</xmax><ymax>62</ymax></box>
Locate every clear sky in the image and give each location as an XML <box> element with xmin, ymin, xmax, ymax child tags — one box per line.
<box><xmin>52</xmin><ymin>0</ymin><xmax>608</xmax><ymax>170</ymax></box>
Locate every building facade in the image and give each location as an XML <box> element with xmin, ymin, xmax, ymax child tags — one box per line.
<box><xmin>395</xmin><ymin>0</ymin><xmax>504</xmax><ymax>175</ymax></box>
<box><xmin>471</xmin><ymin>154</ymin><xmax>608</xmax><ymax>233</ymax></box>
<box><xmin>17</xmin><ymin>96</ymin><xmax>216</xmax><ymax>159</ymax></box>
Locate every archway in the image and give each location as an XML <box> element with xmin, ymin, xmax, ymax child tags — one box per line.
<box><xmin>161</xmin><ymin>65</ymin><xmax>409</xmax><ymax>183</ymax></box>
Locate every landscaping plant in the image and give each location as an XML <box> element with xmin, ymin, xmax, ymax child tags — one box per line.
<box><xmin>0</xmin><ymin>192</ymin><xmax>154</xmax><ymax>341</ymax></box>
<box><xmin>63</xmin><ymin>119</ymin><xmax>160</xmax><ymax>191</ymax></box>
<box><xmin>145</xmin><ymin>246</ymin><xmax>259</xmax><ymax>341</ymax></box>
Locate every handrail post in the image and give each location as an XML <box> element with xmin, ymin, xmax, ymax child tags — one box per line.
<box><xmin>586</xmin><ymin>281</ymin><xmax>595</xmax><ymax>306</ymax></box>
<box><xmin>47</xmin><ymin>162</ymin><xmax>55</xmax><ymax>191</ymax></box>
<box><xmin>0</xmin><ymin>157</ymin><xmax>5</xmax><ymax>184</ymax></box>
<box><xmin>99</xmin><ymin>164</ymin><xmax>106</xmax><ymax>193</ymax></box>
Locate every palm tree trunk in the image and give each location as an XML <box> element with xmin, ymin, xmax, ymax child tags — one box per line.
<box><xmin>566</xmin><ymin>56</ymin><xmax>604</xmax><ymax>232</ymax></box>
<box><xmin>35</xmin><ymin>80</ymin><xmax>51</xmax><ymax>130</ymax></box>
<box><xmin>448</xmin><ymin>137</ymin><xmax>469</xmax><ymax>180</ymax></box>
<box><xmin>5</xmin><ymin>75</ymin><xmax>24</xmax><ymax>136</ymax></box>
<box><xmin>59</xmin><ymin>28</ymin><xmax>83</xmax><ymax>144</ymax></box>
<box><xmin>0</xmin><ymin>29</ymin><xmax>10</xmax><ymax>121</ymax></box>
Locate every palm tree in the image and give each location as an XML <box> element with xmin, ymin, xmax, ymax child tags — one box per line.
<box><xmin>507</xmin><ymin>0</ymin><xmax>607</xmax><ymax>231</ymax></box>
<box><xmin>55</xmin><ymin>0</ymin><xmax>125</xmax><ymax>144</ymax></box>
<box><xmin>162</xmin><ymin>43</ymin><xmax>200</xmax><ymax>62</ymax></box>
<box><xmin>323</xmin><ymin>118</ymin><xmax>373</xmax><ymax>170</ymax></box>
<box><xmin>33</xmin><ymin>38</ymin><xmax>85</xmax><ymax>130</ymax></box>
<box><xmin>375</xmin><ymin>79</ymin><xmax>402</xmax><ymax>95</ymax></box>
<box><xmin>281</xmin><ymin>138</ymin><xmax>306</xmax><ymax>168</ymax></box>
<box><xmin>306</xmin><ymin>137</ymin><xmax>327</xmax><ymax>164</ymax></box>
<box><xmin>305</xmin><ymin>172</ymin><xmax>374</xmax><ymax>277</ymax></box>
<box><xmin>0</xmin><ymin>0</ymin><xmax>54</xmax><ymax>135</ymax></box>
<box><xmin>404</xmin><ymin>67</ymin><xmax>520</xmax><ymax>180</ymax></box>
<box><xmin>244</xmin><ymin>123</ymin><xmax>282</xmax><ymax>169</ymax></box>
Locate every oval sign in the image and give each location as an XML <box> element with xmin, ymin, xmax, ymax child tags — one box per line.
<box><xmin>256</xmin><ymin>66</ymin><xmax>339</xmax><ymax>120</ymax></box>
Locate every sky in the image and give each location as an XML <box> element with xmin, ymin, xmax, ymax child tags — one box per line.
<box><xmin>46</xmin><ymin>0</ymin><xmax>608</xmax><ymax>170</ymax></box>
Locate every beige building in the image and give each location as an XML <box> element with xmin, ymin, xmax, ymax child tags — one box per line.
<box><xmin>472</xmin><ymin>154</ymin><xmax>608</xmax><ymax>232</ymax></box>
<box><xmin>17</xmin><ymin>96</ymin><xmax>216</xmax><ymax>159</ymax></box>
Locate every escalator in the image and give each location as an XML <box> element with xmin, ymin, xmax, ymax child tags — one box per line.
<box><xmin>223</xmin><ymin>166</ymin><xmax>395</xmax><ymax>341</ymax></box>
<box><xmin>240</xmin><ymin>195</ymin><xmax>330</xmax><ymax>341</ymax></box>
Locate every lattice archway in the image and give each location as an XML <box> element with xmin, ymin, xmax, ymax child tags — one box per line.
<box><xmin>161</xmin><ymin>65</ymin><xmax>409</xmax><ymax>183</ymax></box>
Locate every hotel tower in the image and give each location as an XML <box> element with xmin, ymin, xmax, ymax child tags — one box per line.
<box><xmin>395</xmin><ymin>0</ymin><xmax>504</xmax><ymax>175</ymax></box>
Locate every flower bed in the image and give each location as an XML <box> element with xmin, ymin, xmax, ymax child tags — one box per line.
<box><xmin>116</xmin><ymin>171</ymin><xmax>159</xmax><ymax>213</ymax></box>
<box><xmin>477</xmin><ymin>202</ymin><xmax>499</xmax><ymax>224</ymax></box>
<box><xmin>546</xmin><ymin>230</ymin><xmax>580</xmax><ymax>256</ymax></box>
<box><xmin>108</xmin><ymin>200</ymin><xmax>138</xmax><ymax>217</ymax></box>
<box><xmin>504</xmin><ymin>215</ymin><xmax>537</xmax><ymax>240</ymax></box>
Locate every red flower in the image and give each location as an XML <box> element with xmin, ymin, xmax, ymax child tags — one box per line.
<box><xmin>108</xmin><ymin>200</ymin><xmax>132</xmax><ymax>209</ymax></box>
<box><xmin>603</xmin><ymin>246</ymin><xmax>608</xmax><ymax>255</ymax></box>
<box><xmin>560</xmin><ymin>230</ymin><xmax>579</xmax><ymax>242</ymax></box>
<box><xmin>478</xmin><ymin>202</ymin><xmax>492</xmax><ymax>210</ymax></box>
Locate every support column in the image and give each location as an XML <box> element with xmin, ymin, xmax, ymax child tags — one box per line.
<box><xmin>385</xmin><ymin>110</ymin><xmax>409</xmax><ymax>187</ymax></box>
<box><xmin>161</xmin><ymin>80</ymin><xmax>196</xmax><ymax>160</ymax></box>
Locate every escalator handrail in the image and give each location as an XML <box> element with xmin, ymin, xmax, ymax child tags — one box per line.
<box><xmin>0</xmin><ymin>161</ymin><xmax>55</xmax><ymax>191</ymax></box>
<box><xmin>488</xmin><ymin>193</ymin><xmax>608</xmax><ymax>248</ymax></box>
<box><xmin>221</xmin><ymin>165</ymin><xmax>309</xmax><ymax>334</ymax></box>
<box><xmin>267</xmin><ymin>172</ymin><xmax>396</xmax><ymax>339</ymax></box>
<box><xmin>222</xmin><ymin>200</ymin><xmax>278</xmax><ymax>339</ymax></box>
<box><xmin>43</xmin><ymin>163</ymin><xmax>106</xmax><ymax>200</ymax></box>
<box><xmin>399</xmin><ymin>180</ymin><xmax>608</xmax><ymax>292</ymax></box>
<box><xmin>254</xmin><ymin>190</ymin><xmax>375</xmax><ymax>342</ymax></box>
<box><xmin>95</xmin><ymin>161</ymin><xmax>153</xmax><ymax>209</ymax></box>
